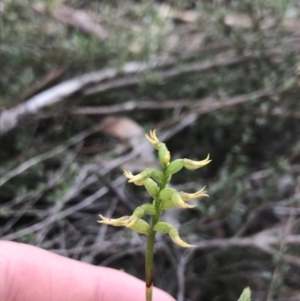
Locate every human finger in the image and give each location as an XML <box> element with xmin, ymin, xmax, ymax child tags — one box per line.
<box><xmin>0</xmin><ymin>241</ymin><xmax>175</xmax><ymax>301</ymax></box>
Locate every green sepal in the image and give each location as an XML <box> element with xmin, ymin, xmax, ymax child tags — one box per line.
<box><xmin>159</xmin><ymin>188</ymin><xmax>176</xmax><ymax>209</ymax></box>
<box><xmin>160</xmin><ymin>198</ymin><xmax>176</xmax><ymax>210</ymax></box>
<box><xmin>132</xmin><ymin>206</ymin><xmax>145</xmax><ymax>218</ymax></box>
<box><xmin>153</xmin><ymin>221</ymin><xmax>172</xmax><ymax>233</ymax></box>
<box><xmin>144</xmin><ymin>178</ymin><xmax>159</xmax><ymax>198</ymax></box>
<box><xmin>166</xmin><ymin>159</ymin><xmax>184</xmax><ymax>176</ymax></box>
<box><xmin>160</xmin><ymin>190</ymin><xmax>195</xmax><ymax>210</ymax></box>
<box><xmin>140</xmin><ymin>204</ymin><xmax>156</xmax><ymax>215</ymax></box>
<box><xmin>171</xmin><ymin>192</ymin><xmax>195</xmax><ymax>209</ymax></box>
<box><xmin>159</xmin><ymin>187</ymin><xmax>176</xmax><ymax>201</ymax></box>
<box><xmin>126</xmin><ymin>206</ymin><xmax>145</xmax><ymax>227</ymax></box>
<box><xmin>153</xmin><ymin>222</ymin><xmax>195</xmax><ymax>248</ymax></box>
<box><xmin>150</xmin><ymin>169</ymin><xmax>164</xmax><ymax>184</ymax></box>
<box><xmin>125</xmin><ymin>204</ymin><xmax>156</xmax><ymax>227</ymax></box>
<box><xmin>128</xmin><ymin>219</ymin><xmax>151</xmax><ymax>235</ymax></box>
<box><xmin>158</xmin><ymin>144</ymin><xmax>170</xmax><ymax>168</ymax></box>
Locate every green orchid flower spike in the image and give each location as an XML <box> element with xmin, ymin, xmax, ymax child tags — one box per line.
<box><xmin>98</xmin><ymin>129</ymin><xmax>211</xmax><ymax>301</ymax></box>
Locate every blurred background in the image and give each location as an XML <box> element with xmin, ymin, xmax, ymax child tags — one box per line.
<box><xmin>1</xmin><ymin>0</ymin><xmax>300</xmax><ymax>300</ymax></box>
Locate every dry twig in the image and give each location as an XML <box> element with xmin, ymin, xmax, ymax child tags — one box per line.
<box><xmin>0</xmin><ymin>124</ymin><xmax>101</xmax><ymax>186</ymax></box>
<box><xmin>177</xmin><ymin>249</ymin><xmax>196</xmax><ymax>301</ymax></box>
<box><xmin>1</xmin><ymin>176</ymin><xmax>123</xmax><ymax>241</ymax></box>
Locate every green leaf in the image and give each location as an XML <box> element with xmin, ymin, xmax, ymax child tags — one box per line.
<box><xmin>238</xmin><ymin>287</ymin><xmax>251</xmax><ymax>301</ymax></box>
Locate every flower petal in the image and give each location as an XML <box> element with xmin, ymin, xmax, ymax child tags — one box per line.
<box><xmin>183</xmin><ymin>154</ymin><xmax>211</xmax><ymax>170</ymax></box>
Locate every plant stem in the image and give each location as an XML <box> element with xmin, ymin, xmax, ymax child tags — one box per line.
<box><xmin>145</xmin><ymin>175</ymin><xmax>168</xmax><ymax>301</ymax></box>
<box><xmin>145</xmin><ymin>228</ymin><xmax>156</xmax><ymax>301</ymax></box>
<box><xmin>145</xmin><ymin>199</ymin><xmax>163</xmax><ymax>301</ymax></box>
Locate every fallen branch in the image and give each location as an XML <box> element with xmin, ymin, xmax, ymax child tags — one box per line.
<box><xmin>21</xmin><ymin>67</ymin><xmax>65</xmax><ymax>101</ymax></box>
<box><xmin>156</xmin><ymin>86</ymin><xmax>289</xmax><ymax>129</ymax></box>
<box><xmin>71</xmin><ymin>99</ymin><xmax>211</xmax><ymax>115</ymax></box>
<box><xmin>0</xmin><ymin>52</ymin><xmax>199</xmax><ymax>136</ymax></box>
<box><xmin>83</xmin><ymin>51</ymin><xmax>253</xmax><ymax>95</ymax></box>
<box><xmin>193</xmin><ymin>228</ymin><xmax>300</xmax><ymax>269</ymax></box>
<box><xmin>72</xmin><ymin>87</ymin><xmax>285</xmax><ymax>116</ymax></box>
<box><xmin>196</xmin><ymin>230</ymin><xmax>300</xmax><ymax>249</ymax></box>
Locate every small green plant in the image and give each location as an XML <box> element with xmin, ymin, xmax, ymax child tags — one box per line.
<box><xmin>98</xmin><ymin>130</ymin><xmax>211</xmax><ymax>301</ymax></box>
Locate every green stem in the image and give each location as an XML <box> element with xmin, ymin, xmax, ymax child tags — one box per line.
<box><xmin>145</xmin><ymin>175</ymin><xmax>168</xmax><ymax>301</ymax></box>
<box><xmin>145</xmin><ymin>228</ymin><xmax>156</xmax><ymax>301</ymax></box>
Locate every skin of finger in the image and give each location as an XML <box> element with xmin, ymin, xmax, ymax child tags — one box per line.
<box><xmin>0</xmin><ymin>241</ymin><xmax>175</xmax><ymax>301</ymax></box>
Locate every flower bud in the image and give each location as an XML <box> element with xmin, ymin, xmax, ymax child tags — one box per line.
<box><xmin>159</xmin><ymin>188</ymin><xmax>176</xmax><ymax>209</ymax></box>
<box><xmin>127</xmin><ymin>219</ymin><xmax>151</xmax><ymax>235</ymax></box>
<box><xmin>144</xmin><ymin>178</ymin><xmax>159</xmax><ymax>198</ymax></box>
<box><xmin>158</xmin><ymin>144</ymin><xmax>170</xmax><ymax>167</ymax></box>
<box><xmin>165</xmin><ymin>151</ymin><xmax>171</xmax><ymax>164</ymax></box>
<box><xmin>183</xmin><ymin>154</ymin><xmax>211</xmax><ymax>170</ymax></box>
<box><xmin>166</xmin><ymin>159</ymin><xmax>184</xmax><ymax>176</ymax></box>
<box><xmin>153</xmin><ymin>222</ymin><xmax>195</xmax><ymax>248</ymax></box>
